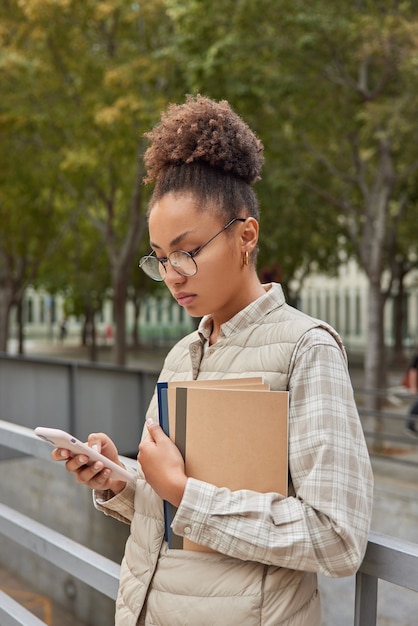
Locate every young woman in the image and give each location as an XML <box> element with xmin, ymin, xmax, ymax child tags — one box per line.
<box><xmin>53</xmin><ymin>95</ymin><xmax>373</xmax><ymax>626</ymax></box>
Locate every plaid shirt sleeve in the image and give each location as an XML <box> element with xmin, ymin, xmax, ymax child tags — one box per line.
<box><xmin>172</xmin><ymin>328</ymin><xmax>374</xmax><ymax>577</ymax></box>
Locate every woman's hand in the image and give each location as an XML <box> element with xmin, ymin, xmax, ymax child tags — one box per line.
<box><xmin>51</xmin><ymin>432</ymin><xmax>127</xmax><ymax>495</ymax></box>
<box><xmin>139</xmin><ymin>419</ymin><xmax>187</xmax><ymax>507</ymax></box>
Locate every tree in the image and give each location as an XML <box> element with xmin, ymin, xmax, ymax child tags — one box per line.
<box><xmin>38</xmin><ymin>206</ymin><xmax>112</xmax><ymax>361</ymax></box>
<box><xmin>165</xmin><ymin>0</ymin><xmax>418</xmax><ymax>416</ymax></box>
<box><xmin>1</xmin><ymin>0</ymin><xmax>185</xmax><ymax>363</ymax></box>
<box><xmin>164</xmin><ymin>0</ymin><xmax>349</xmax><ymax>292</ymax></box>
<box><xmin>0</xmin><ymin>111</ymin><xmax>65</xmax><ymax>352</ymax></box>
<box><xmin>278</xmin><ymin>3</ymin><xmax>418</xmax><ymax>413</ymax></box>
<box><xmin>0</xmin><ymin>0</ymin><xmax>56</xmax><ymax>350</ymax></box>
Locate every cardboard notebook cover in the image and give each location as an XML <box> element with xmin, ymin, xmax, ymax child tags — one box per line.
<box><xmin>168</xmin><ymin>385</ymin><xmax>289</xmax><ymax>551</ymax></box>
<box><xmin>166</xmin><ymin>377</ymin><xmax>270</xmax><ymax>437</ymax></box>
<box><xmin>157</xmin><ymin>377</ymin><xmax>270</xmax><ymax>549</ymax></box>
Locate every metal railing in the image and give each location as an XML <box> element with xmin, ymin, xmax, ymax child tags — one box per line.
<box><xmin>0</xmin><ymin>352</ymin><xmax>159</xmax><ymax>457</ymax></box>
<box><xmin>1</xmin><ymin>419</ymin><xmax>417</xmax><ymax>626</ymax></box>
<box><xmin>0</xmin><ymin>420</ymin><xmax>131</xmax><ymax>625</ymax></box>
<box><xmin>0</xmin><ymin>502</ymin><xmax>120</xmax><ymax>625</ymax></box>
<box><xmin>355</xmin><ymin>532</ymin><xmax>418</xmax><ymax>625</ymax></box>
<box><xmin>1</xmin><ymin>352</ymin><xmax>415</xmax><ymax>465</ymax></box>
<box><xmin>355</xmin><ymin>383</ymin><xmax>418</xmax><ymax>469</ymax></box>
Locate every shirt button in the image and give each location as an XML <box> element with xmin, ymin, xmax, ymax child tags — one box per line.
<box><xmin>184</xmin><ymin>526</ymin><xmax>191</xmax><ymax>535</ymax></box>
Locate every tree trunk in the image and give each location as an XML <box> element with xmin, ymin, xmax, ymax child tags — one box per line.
<box><xmin>364</xmin><ymin>281</ymin><xmax>387</xmax><ymax>451</ymax></box>
<box><xmin>113</xmin><ymin>272</ymin><xmax>128</xmax><ymax>366</ymax></box>
<box><xmin>16</xmin><ymin>297</ymin><xmax>25</xmax><ymax>355</ymax></box>
<box><xmin>131</xmin><ymin>297</ymin><xmax>141</xmax><ymax>348</ymax></box>
<box><xmin>82</xmin><ymin>307</ymin><xmax>98</xmax><ymax>362</ymax></box>
<box><xmin>0</xmin><ymin>286</ymin><xmax>13</xmax><ymax>352</ymax></box>
<box><xmin>88</xmin><ymin>309</ymin><xmax>98</xmax><ymax>363</ymax></box>
<box><xmin>392</xmin><ymin>263</ymin><xmax>408</xmax><ymax>366</ymax></box>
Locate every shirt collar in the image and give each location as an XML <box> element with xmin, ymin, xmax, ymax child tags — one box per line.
<box><xmin>198</xmin><ymin>283</ymin><xmax>286</xmax><ymax>342</ymax></box>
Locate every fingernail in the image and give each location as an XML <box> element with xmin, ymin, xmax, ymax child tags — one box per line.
<box><xmin>93</xmin><ymin>462</ymin><xmax>101</xmax><ymax>470</ymax></box>
<box><xmin>146</xmin><ymin>418</ymin><xmax>155</xmax><ymax>426</ymax></box>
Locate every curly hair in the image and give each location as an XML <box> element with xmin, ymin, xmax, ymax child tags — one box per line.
<box><xmin>143</xmin><ymin>95</ymin><xmax>264</xmax><ymax>223</ymax></box>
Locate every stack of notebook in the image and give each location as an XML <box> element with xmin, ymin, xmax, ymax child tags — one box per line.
<box><xmin>157</xmin><ymin>377</ymin><xmax>289</xmax><ymax>550</ymax></box>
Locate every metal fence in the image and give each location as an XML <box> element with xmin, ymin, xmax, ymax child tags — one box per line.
<box><xmin>355</xmin><ymin>384</ymin><xmax>418</xmax><ymax>469</ymax></box>
<box><xmin>0</xmin><ymin>420</ymin><xmax>417</xmax><ymax>626</ymax></box>
<box><xmin>0</xmin><ymin>353</ymin><xmax>159</xmax><ymax>456</ymax></box>
<box><xmin>1</xmin><ymin>354</ymin><xmax>418</xmax><ymax>624</ymax></box>
<box><xmin>0</xmin><ymin>419</ymin><xmax>131</xmax><ymax>625</ymax></box>
<box><xmin>2</xmin><ymin>353</ymin><xmax>417</xmax><ymax>465</ymax></box>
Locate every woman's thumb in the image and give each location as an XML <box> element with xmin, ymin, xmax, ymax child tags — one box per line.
<box><xmin>146</xmin><ymin>418</ymin><xmax>162</xmax><ymax>441</ymax></box>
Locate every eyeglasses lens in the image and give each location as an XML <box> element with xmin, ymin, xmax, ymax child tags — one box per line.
<box><xmin>140</xmin><ymin>257</ymin><xmax>164</xmax><ymax>281</ymax></box>
<box><xmin>169</xmin><ymin>252</ymin><xmax>197</xmax><ymax>276</ymax></box>
<box><xmin>140</xmin><ymin>251</ymin><xmax>198</xmax><ymax>281</ymax></box>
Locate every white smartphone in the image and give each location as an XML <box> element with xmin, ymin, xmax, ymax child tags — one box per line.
<box><xmin>34</xmin><ymin>426</ymin><xmax>135</xmax><ymax>483</ymax></box>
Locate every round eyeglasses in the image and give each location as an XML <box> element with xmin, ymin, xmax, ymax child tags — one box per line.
<box><xmin>139</xmin><ymin>217</ymin><xmax>246</xmax><ymax>281</ymax></box>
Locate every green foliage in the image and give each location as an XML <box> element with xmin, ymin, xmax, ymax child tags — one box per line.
<box><xmin>0</xmin><ymin>0</ymin><xmax>188</xmax><ymax>356</ymax></box>
<box><xmin>164</xmin><ymin>0</ymin><xmax>418</xmax><ymax>293</ymax></box>
<box><xmin>2</xmin><ymin>0</ymin><xmax>418</xmax><ymax>356</ymax></box>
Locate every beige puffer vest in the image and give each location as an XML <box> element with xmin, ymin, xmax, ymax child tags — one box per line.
<box><xmin>101</xmin><ymin>286</ymin><xmax>343</xmax><ymax>625</ymax></box>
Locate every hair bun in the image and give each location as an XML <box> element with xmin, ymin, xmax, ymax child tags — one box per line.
<box><xmin>144</xmin><ymin>94</ymin><xmax>264</xmax><ymax>185</ymax></box>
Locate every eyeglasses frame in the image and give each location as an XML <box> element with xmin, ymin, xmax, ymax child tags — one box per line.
<box><xmin>139</xmin><ymin>217</ymin><xmax>247</xmax><ymax>281</ymax></box>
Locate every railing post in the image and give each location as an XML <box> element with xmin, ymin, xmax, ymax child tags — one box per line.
<box><xmin>354</xmin><ymin>571</ymin><xmax>378</xmax><ymax>626</ymax></box>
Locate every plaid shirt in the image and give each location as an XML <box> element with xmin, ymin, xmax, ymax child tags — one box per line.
<box><xmin>171</xmin><ymin>287</ymin><xmax>374</xmax><ymax>577</ymax></box>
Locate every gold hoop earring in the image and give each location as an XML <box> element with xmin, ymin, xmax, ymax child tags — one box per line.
<box><xmin>243</xmin><ymin>250</ymin><xmax>249</xmax><ymax>266</ymax></box>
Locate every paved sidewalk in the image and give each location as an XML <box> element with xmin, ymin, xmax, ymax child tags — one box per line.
<box><xmin>8</xmin><ymin>337</ymin><xmax>168</xmax><ymax>371</ymax></box>
<box><xmin>0</xmin><ymin>568</ymin><xmax>88</xmax><ymax>626</ymax></box>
